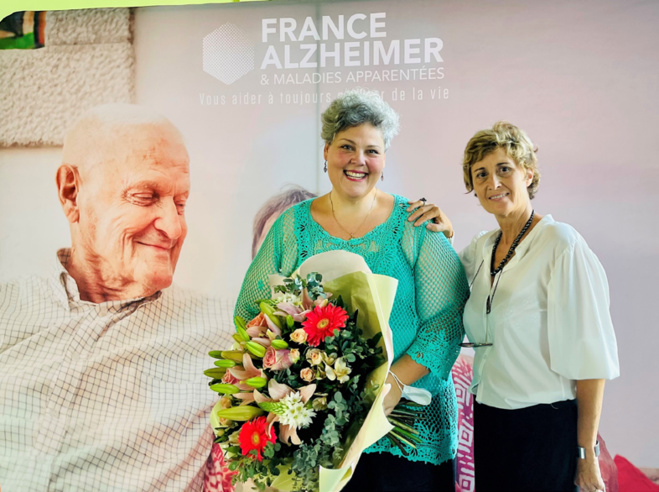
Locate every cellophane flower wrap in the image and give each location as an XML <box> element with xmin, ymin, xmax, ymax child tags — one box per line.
<box><xmin>204</xmin><ymin>251</ymin><xmax>397</xmax><ymax>492</ymax></box>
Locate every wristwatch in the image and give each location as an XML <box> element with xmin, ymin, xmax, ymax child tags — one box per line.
<box><xmin>577</xmin><ymin>440</ymin><xmax>600</xmax><ymax>459</ymax></box>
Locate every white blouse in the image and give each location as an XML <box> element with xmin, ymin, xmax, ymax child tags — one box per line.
<box><xmin>460</xmin><ymin>215</ymin><xmax>620</xmax><ymax>410</ymax></box>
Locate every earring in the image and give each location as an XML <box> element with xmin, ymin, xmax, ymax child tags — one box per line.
<box><xmin>380</xmin><ymin>172</ymin><xmax>384</xmax><ymax>181</ymax></box>
<box><xmin>323</xmin><ymin>161</ymin><xmax>327</xmax><ymax>173</ymax></box>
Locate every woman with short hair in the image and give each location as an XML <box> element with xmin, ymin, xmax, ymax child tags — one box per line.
<box><xmin>446</xmin><ymin>121</ymin><xmax>619</xmax><ymax>492</ymax></box>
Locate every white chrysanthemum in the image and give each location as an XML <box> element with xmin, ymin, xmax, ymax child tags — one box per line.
<box><xmin>279</xmin><ymin>392</ymin><xmax>316</xmax><ymax>428</ymax></box>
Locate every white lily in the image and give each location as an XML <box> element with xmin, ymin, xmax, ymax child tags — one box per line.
<box><xmin>325</xmin><ymin>357</ymin><xmax>352</xmax><ymax>384</ymax></box>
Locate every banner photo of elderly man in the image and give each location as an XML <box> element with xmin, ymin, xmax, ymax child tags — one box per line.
<box><xmin>0</xmin><ymin>1</ymin><xmax>657</xmax><ymax>491</ymax></box>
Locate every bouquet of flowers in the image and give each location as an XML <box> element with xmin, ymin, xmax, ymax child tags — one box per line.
<box><xmin>204</xmin><ymin>251</ymin><xmax>399</xmax><ymax>492</ymax></box>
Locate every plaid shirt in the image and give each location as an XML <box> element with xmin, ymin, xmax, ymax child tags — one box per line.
<box><xmin>0</xmin><ymin>250</ymin><xmax>233</xmax><ymax>492</ymax></box>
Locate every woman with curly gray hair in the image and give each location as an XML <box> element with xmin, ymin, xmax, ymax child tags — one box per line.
<box><xmin>235</xmin><ymin>89</ymin><xmax>469</xmax><ymax>491</ymax></box>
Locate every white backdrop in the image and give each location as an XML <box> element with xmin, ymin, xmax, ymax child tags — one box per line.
<box><xmin>1</xmin><ymin>0</ymin><xmax>657</xmax><ymax>468</ymax></box>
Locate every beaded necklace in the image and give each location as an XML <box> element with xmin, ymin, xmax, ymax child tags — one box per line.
<box><xmin>490</xmin><ymin>210</ymin><xmax>535</xmax><ymax>277</ymax></box>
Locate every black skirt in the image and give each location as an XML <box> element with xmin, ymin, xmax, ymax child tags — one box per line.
<box><xmin>473</xmin><ymin>399</ymin><xmax>578</xmax><ymax>492</ymax></box>
<box><xmin>342</xmin><ymin>452</ymin><xmax>456</xmax><ymax>492</ymax></box>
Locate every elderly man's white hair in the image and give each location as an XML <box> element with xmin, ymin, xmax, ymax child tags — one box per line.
<box><xmin>62</xmin><ymin>103</ymin><xmax>185</xmax><ymax>174</ymax></box>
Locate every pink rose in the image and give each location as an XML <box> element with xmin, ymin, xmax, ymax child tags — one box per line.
<box><xmin>300</xmin><ymin>367</ymin><xmax>315</xmax><ymax>382</ymax></box>
<box><xmin>263</xmin><ymin>347</ymin><xmax>294</xmax><ymax>371</ymax></box>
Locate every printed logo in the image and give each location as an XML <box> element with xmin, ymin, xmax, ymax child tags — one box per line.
<box><xmin>203</xmin><ymin>23</ymin><xmax>255</xmax><ymax>85</ymax></box>
<box><xmin>200</xmin><ymin>13</ymin><xmax>450</xmax><ymax>107</ymax></box>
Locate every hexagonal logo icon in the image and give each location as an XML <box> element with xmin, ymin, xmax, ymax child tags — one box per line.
<box><xmin>203</xmin><ymin>23</ymin><xmax>255</xmax><ymax>85</ymax></box>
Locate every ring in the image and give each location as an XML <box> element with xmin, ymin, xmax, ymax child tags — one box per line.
<box><xmin>419</xmin><ymin>197</ymin><xmax>427</xmax><ymax>205</ymax></box>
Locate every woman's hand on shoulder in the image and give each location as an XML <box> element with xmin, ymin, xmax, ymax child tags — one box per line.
<box><xmin>406</xmin><ymin>198</ymin><xmax>454</xmax><ymax>238</ymax></box>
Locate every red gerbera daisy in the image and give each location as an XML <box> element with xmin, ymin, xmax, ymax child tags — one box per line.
<box><xmin>301</xmin><ymin>303</ymin><xmax>349</xmax><ymax>347</ymax></box>
<box><xmin>238</xmin><ymin>416</ymin><xmax>276</xmax><ymax>462</ymax></box>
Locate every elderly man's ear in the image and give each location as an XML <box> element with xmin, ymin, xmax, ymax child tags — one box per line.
<box><xmin>56</xmin><ymin>164</ymin><xmax>81</xmax><ymax>223</ymax></box>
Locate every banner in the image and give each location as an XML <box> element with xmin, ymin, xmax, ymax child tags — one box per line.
<box><xmin>1</xmin><ymin>0</ymin><xmax>658</xmax><ymax>473</ymax></box>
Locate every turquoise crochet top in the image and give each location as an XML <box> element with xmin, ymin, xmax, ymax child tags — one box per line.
<box><xmin>234</xmin><ymin>194</ymin><xmax>469</xmax><ymax>465</ymax></box>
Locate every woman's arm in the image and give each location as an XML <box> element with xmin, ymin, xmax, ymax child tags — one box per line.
<box><xmin>234</xmin><ymin>209</ymin><xmax>294</xmax><ymax>322</ymax></box>
<box><xmin>545</xmin><ymin>228</ymin><xmax>618</xmax><ymax>492</ymax></box>
<box><xmin>406</xmin><ymin>226</ymin><xmax>469</xmax><ymax>377</ymax></box>
<box><xmin>575</xmin><ymin>378</ymin><xmax>606</xmax><ymax>492</ymax></box>
<box><xmin>547</xmin><ymin>233</ymin><xmax>619</xmax><ymax>381</ymax></box>
<box><xmin>383</xmin><ymin>355</ymin><xmax>429</xmax><ymax>414</ymax></box>
<box><xmin>384</xmin><ymin>224</ymin><xmax>469</xmax><ymax>411</ymax></box>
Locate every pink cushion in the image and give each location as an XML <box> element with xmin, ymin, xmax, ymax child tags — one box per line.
<box><xmin>203</xmin><ymin>442</ymin><xmax>236</xmax><ymax>492</ymax></box>
<box><xmin>615</xmin><ymin>455</ymin><xmax>659</xmax><ymax>492</ymax></box>
<box><xmin>452</xmin><ymin>354</ymin><xmax>476</xmax><ymax>492</ymax></box>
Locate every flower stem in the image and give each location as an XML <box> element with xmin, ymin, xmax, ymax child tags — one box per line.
<box><xmin>387</xmin><ymin>417</ymin><xmax>419</xmax><ymax>435</ymax></box>
<box><xmin>388</xmin><ymin>429</ymin><xmax>419</xmax><ymax>448</ymax></box>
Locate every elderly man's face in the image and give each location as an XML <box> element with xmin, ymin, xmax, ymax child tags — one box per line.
<box><xmin>76</xmin><ymin>123</ymin><xmax>190</xmax><ymax>297</ymax></box>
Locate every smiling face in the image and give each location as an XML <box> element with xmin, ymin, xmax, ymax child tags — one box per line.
<box><xmin>73</xmin><ymin>122</ymin><xmax>190</xmax><ymax>298</ymax></box>
<box><xmin>471</xmin><ymin>147</ymin><xmax>533</xmax><ymax>220</ymax></box>
<box><xmin>323</xmin><ymin>123</ymin><xmax>385</xmax><ymax>200</ymax></box>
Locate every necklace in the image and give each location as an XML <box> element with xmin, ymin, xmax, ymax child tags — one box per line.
<box><xmin>329</xmin><ymin>190</ymin><xmax>378</xmax><ymax>239</ymax></box>
<box><xmin>490</xmin><ymin>210</ymin><xmax>535</xmax><ymax>276</ymax></box>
